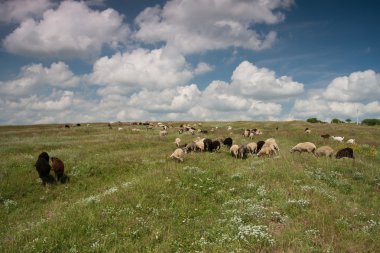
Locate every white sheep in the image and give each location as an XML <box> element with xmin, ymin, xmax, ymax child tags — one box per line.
<box><xmin>195</xmin><ymin>140</ymin><xmax>205</xmax><ymax>152</ymax></box>
<box><xmin>131</xmin><ymin>128</ymin><xmax>140</xmax><ymax>132</ymax></box>
<box><xmin>227</xmin><ymin>126</ymin><xmax>232</xmax><ymax>131</ymax></box>
<box><xmin>315</xmin><ymin>146</ymin><xmax>334</xmax><ymax>157</ymax></box>
<box><xmin>290</xmin><ymin>142</ymin><xmax>316</xmax><ymax>154</ymax></box>
<box><xmin>230</xmin><ymin>144</ymin><xmax>239</xmax><ymax>158</ymax></box>
<box><xmin>174</xmin><ymin>137</ymin><xmax>181</xmax><ymax>147</ymax></box>
<box><xmin>170</xmin><ymin>148</ymin><xmax>185</xmax><ymax>162</ymax></box>
<box><xmin>264</xmin><ymin>138</ymin><xmax>280</xmax><ymax>155</ymax></box>
<box><xmin>346</xmin><ymin>139</ymin><xmax>355</xmax><ymax>144</ymax></box>
<box><xmin>118</xmin><ymin>127</ymin><xmax>123</xmax><ymax>131</ymax></box>
<box><xmin>305</xmin><ymin>129</ymin><xmax>311</xmax><ymax>134</ymax></box>
<box><xmin>257</xmin><ymin>145</ymin><xmax>274</xmax><ymax>157</ymax></box>
<box><xmin>331</xmin><ymin>136</ymin><xmax>344</xmax><ymax>142</ymax></box>
<box><xmin>249</xmin><ymin>132</ymin><xmax>255</xmax><ymax>139</ymax></box>
<box><xmin>159</xmin><ymin>130</ymin><xmax>168</xmax><ymax>136</ymax></box>
<box><xmin>246</xmin><ymin>142</ymin><xmax>257</xmax><ymax>154</ymax></box>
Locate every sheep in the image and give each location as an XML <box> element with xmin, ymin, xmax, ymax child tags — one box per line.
<box><xmin>203</xmin><ymin>138</ymin><xmax>213</xmax><ymax>152</ymax></box>
<box><xmin>159</xmin><ymin>130</ymin><xmax>168</xmax><ymax>136</ymax></box>
<box><xmin>185</xmin><ymin>142</ymin><xmax>197</xmax><ymax>153</ymax></box>
<box><xmin>264</xmin><ymin>138</ymin><xmax>279</xmax><ymax>155</ymax></box>
<box><xmin>335</xmin><ymin>147</ymin><xmax>354</xmax><ymax>159</ymax></box>
<box><xmin>257</xmin><ymin>145</ymin><xmax>275</xmax><ymax>157</ymax></box>
<box><xmin>174</xmin><ymin>137</ymin><xmax>181</xmax><ymax>147</ymax></box>
<box><xmin>331</xmin><ymin>136</ymin><xmax>344</xmax><ymax>142</ymax></box>
<box><xmin>346</xmin><ymin>139</ymin><xmax>355</xmax><ymax>144</ymax></box>
<box><xmin>321</xmin><ymin>134</ymin><xmax>330</xmax><ymax>139</ymax></box>
<box><xmin>131</xmin><ymin>128</ymin><xmax>141</xmax><ymax>132</ymax></box>
<box><xmin>223</xmin><ymin>137</ymin><xmax>233</xmax><ymax>148</ymax></box>
<box><xmin>243</xmin><ymin>129</ymin><xmax>250</xmax><ymax>137</ymax></box>
<box><xmin>118</xmin><ymin>127</ymin><xmax>123</xmax><ymax>131</ymax></box>
<box><xmin>195</xmin><ymin>140</ymin><xmax>205</xmax><ymax>152</ymax></box>
<box><xmin>249</xmin><ymin>132</ymin><xmax>255</xmax><ymax>139</ymax></box>
<box><xmin>230</xmin><ymin>145</ymin><xmax>239</xmax><ymax>158</ymax></box>
<box><xmin>227</xmin><ymin>126</ymin><xmax>232</xmax><ymax>131</ymax></box>
<box><xmin>290</xmin><ymin>142</ymin><xmax>316</xmax><ymax>154</ymax></box>
<box><xmin>315</xmin><ymin>146</ymin><xmax>334</xmax><ymax>157</ymax></box>
<box><xmin>246</xmin><ymin>142</ymin><xmax>257</xmax><ymax>154</ymax></box>
<box><xmin>305</xmin><ymin>129</ymin><xmax>311</xmax><ymax>134</ymax></box>
<box><xmin>170</xmin><ymin>148</ymin><xmax>185</xmax><ymax>162</ymax></box>
<box><xmin>256</xmin><ymin>140</ymin><xmax>265</xmax><ymax>153</ymax></box>
<box><xmin>238</xmin><ymin>145</ymin><xmax>250</xmax><ymax>159</ymax></box>
<box><xmin>210</xmin><ymin>140</ymin><xmax>221</xmax><ymax>152</ymax></box>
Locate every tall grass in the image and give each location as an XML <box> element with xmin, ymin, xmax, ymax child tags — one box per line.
<box><xmin>0</xmin><ymin>121</ymin><xmax>379</xmax><ymax>252</ymax></box>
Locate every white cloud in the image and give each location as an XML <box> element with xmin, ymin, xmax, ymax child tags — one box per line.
<box><xmin>0</xmin><ymin>62</ymin><xmax>80</xmax><ymax>97</ymax></box>
<box><xmin>134</xmin><ymin>0</ymin><xmax>294</xmax><ymax>54</ymax></box>
<box><xmin>0</xmin><ymin>0</ymin><xmax>53</xmax><ymax>23</ymax></box>
<box><xmin>323</xmin><ymin>70</ymin><xmax>380</xmax><ymax>102</ymax></box>
<box><xmin>291</xmin><ymin>69</ymin><xmax>380</xmax><ymax>121</ymax></box>
<box><xmin>194</xmin><ymin>62</ymin><xmax>214</xmax><ymax>75</ymax></box>
<box><xmin>230</xmin><ymin>61</ymin><xmax>304</xmax><ymax>99</ymax></box>
<box><xmin>3</xmin><ymin>1</ymin><xmax>129</xmax><ymax>59</ymax></box>
<box><xmin>89</xmin><ymin>48</ymin><xmax>197</xmax><ymax>93</ymax></box>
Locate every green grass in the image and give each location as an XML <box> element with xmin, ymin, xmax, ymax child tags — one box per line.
<box><xmin>1</xmin><ymin>121</ymin><xmax>379</xmax><ymax>252</ymax></box>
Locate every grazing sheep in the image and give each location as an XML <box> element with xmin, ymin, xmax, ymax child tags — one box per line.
<box><xmin>230</xmin><ymin>145</ymin><xmax>239</xmax><ymax>158</ymax></box>
<box><xmin>51</xmin><ymin>157</ymin><xmax>67</xmax><ymax>183</ymax></box>
<box><xmin>305</xmin><ymin>129</ymin><xmax>311</xmax><ymax>134</ymax></box>
<box><xmin>227</xmin><ymin>126</ymin><xmax>232</xmax><ymax>131</ymax></box>
<box><xmin>249</xmin><ymin>132</ymin><xmax>255</xmax><ymax>139</ymax></box>
<box><xmin>223</xmin><ymin>137</ymin><xmax>233</xmax><ymax>148</ymax></box>
<box><xmin>170</xmin><ymin>148</ymin><xmax>185</xmax><ymax>162</ymax></box>
<box><xmin>159</xmin><ymin>130</ymin><xmax>168</xmax><ymax>136</ymax></box>
<box><xmin>335</xmin><ymin>147</ymin><xmax>354</xmax><ymax>159</ymax></box>
<box><xmin>264</xmin><ymin>138</ymin><xmax>280</xmax><ymax>155</ymax></box>
<box><xmin>238</xmin><ymin>145</ymin><xmax>249</xmax><ymax>159</ymax></box>
<box><xmin>185</xmin><ymin>142</ymin><xmax>197</xmax><ymax>153</ymax></box>
<box><xmin>210</xmin><ymin>140</ymin><xmax>221</xmax><ymax>152</ymax></box>
<box><xmin>195</xmin><ymin>140</ymin><xmax>205</xmax><ymax>152</ymax></box>
<box><xmin>257</xmin><ymin>145</ymin><xmax>275</xmax><ymax>157</ymax></box>
<box><xmin>290</xmin><ymin>142</ymin><xmax>316</xmax><ymax>154</ymax></box>
<box><xmin>35</xmin><ymin>152</ymin><xmax>52</xmax><ymax>185</ymax></box>
<box><xmin>246</xmin><ymin>142</ymin><xmax>257</xmax><ymax>154</ymax></box>
<box><xmin>243</xmin><ymin>129</ymin><xmax>250</xmax><ymax>137</ymax></box>
<box><xmin>321</xmin><ymin>134</ymin><xmax>330</xmax><ymax>139</ymax></box>
<box><xmin>132</xmin><ymin>128</ymin><xmax>141</xmax><ymax>132</ymax></box>
<box><xmin>256</xmin><ymin>141</ymin><xmax>265</xmax><ymax>153</ymax></box>
<box><xmin>315</xmin><ymin>146</ymin><xmax>334</xmax><ymax>157</ymax></box>
<box><xmin>331</xmin><ymin>136</ymin><xmax>344</xmax><ymax>142</ymax></box>
<box><xmin>118</xmin><ymin>127</ymin><xmax>123</xmax><ymax>131</ymax></box>
<box><xmin>189</xmin><ymin>128</ymin><xmax>195</xmax><ymax>135</ymax></box>
<box><xmin>174</xmin><ymin>138</ymin><xmax>181</xmax><ymax>147</ymax></box>
<box><xmin>203</xmin><ymin>138</ymin><xmax>213</xmax><ymax>152</ymax></box>
<box><xmin>346</xmin><ymin>139</ymin><xmax>355</xmax><ymax>144</ymax></box>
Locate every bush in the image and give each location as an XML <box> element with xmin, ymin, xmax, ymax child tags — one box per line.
<box><xmin>331</xmin><ymin>118</ymin><xmax>344</xmax><ymax>124</ymax></box>
<box><xmin>306</xmin><ymin>118</ymin><xmax>321</xmax><ymax>123</ymax></box>
<box><xmin>361</xmin><ymin>118</ymin><xmax>380</xmax><ymax>126</ymax></box>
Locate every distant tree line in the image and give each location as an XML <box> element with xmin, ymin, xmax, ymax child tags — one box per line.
<box><xmin>306</xmin><ymin>117</ymin><xmax>380</xmax><ymax>125</ymax></box>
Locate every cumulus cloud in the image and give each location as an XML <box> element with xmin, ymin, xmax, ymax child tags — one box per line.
<box><xmin>323</xmin><ymin>70</ymin><xmax>380</xmax><ymax>102</ymax></box>
<box><xmin>0</xmin><ymin>0</ymin><xmax>52</xmax><ymax>23</ymax></box>
<box><xmin>3</xmin><ymin>1</ymin><xmax>129</xmax><ymax>59</ymax></box>
<box><xmin>230</xmin><ymin>61</ymin><xmax>304</xmax><ymax>100</ymax></box>
<box><xmin>89</xmin><ymin>48</ymin><xmax>204</xmax><ymax>94</ymax></box>
<box><xmin>0</xmin><ymin>62</ymin><xmax>80</xmax><ymax>97</ymax></box>
<box><xmin>134</xmin><ymin>0</ymin><xmax>294</xmax><ymax>54</ymax></box>
<box><xmin>291</xmin><ymin>69</ymin><xmax>380</xmax><ymax>121</ymax></box>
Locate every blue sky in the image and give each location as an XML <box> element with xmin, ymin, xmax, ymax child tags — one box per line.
<box><xmin>0</xmin><ymin>0</ymin><xmax>379</xmax><ymax>124</ymax></box>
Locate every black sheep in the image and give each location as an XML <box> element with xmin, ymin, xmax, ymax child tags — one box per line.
<box><xmin>335</xmin><ymin>147</ymin><xmax>355</xmax><ymax>159</ymax></box>
<box><xmin>203</xmin><ymin>138</ymin><xmax>213</xmax><ymax>152</ymax></box>
<box><xmin>256</xmin><ymin>141</ymin><xmax>265</xmax><ymax>153</ymax></box>
<box><xmin>35</xmin><ymin>152</ymin><xmax>52</xmax><ymax>185</ymax></box>
<box><xmin>223</xmin><ymin>137</ymin><xmax>233</xmax><ymax>148</ymax></box>
<box><xmin>210</xmin><ymin>140</ymin><xmax>221</xmax><ymax>152</ymax></box>
<box><xmin>321</xmin><ymin>134</ymin><xmax>330</xmax><ymax>139</ymax></box>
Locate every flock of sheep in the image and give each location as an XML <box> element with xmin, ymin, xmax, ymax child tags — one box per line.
<box><xmin>169</xmin><ymin>125</ymin><xmax>356</xmax><ymax>162</ymax></box>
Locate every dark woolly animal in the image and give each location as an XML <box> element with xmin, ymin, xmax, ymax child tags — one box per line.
<box><xmin>238</xmin><ymin>145</ymin><xmax>249</xmax><ymax>159</ymax></box>
<box><xmin>203</xmin><ymin>139</ymin><xmax>213</xmax><ymax>152</ymax></box>
<box><xmin>210</xmin><ymin>140</ymin><xmax>221</xmax><ymax>152</ymax></box>
<box><xmin>223</xmin><ymin>137</ymin><xmax>233</xmax><ymax>148</ymax></box>
<box><xmin>35</xmin><ymin>152</ymin><xmax>52</xmax><ymax>185</ymax></box>
<box><xmin>64</xmin><ymin>124</ymin><xmax>70</xmax><ymax>128</ymax></box>
<box><xmin>321</xmin><ymin>134</ymin><xmax>330</xmax><ymax>139</ymax></box>
<box><xmin>335</xmin><ymin>147</ymin><xmax>354</xmax><ymax>159</ymax></box>
<box><xmin>51</xmin><ymin>157</ymin><xmax>66</xmax><ymax>183</ymax></box>
<box><xmin>256</xmin><ymin>141</ymin><xmax>265</xmax><ymax>153</ymax></box>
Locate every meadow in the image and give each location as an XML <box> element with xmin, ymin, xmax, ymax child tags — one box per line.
<box><xmin>0</xmin><ymin>121</ymin><xmax>379</xmax><ymax>252</ymax></box>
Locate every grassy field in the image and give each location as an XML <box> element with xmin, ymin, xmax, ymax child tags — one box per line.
<box><xmin>1</xmin><ymin>121</ymin><xmax>379</xmax><ymax>252</ymax></box>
